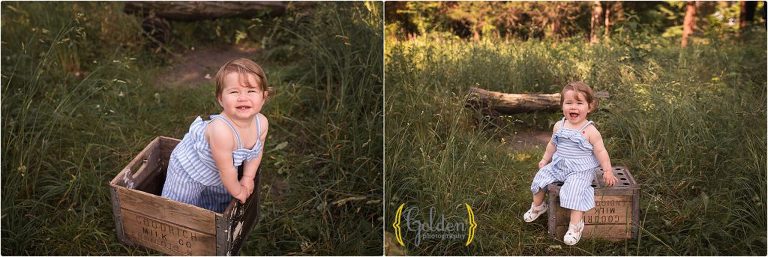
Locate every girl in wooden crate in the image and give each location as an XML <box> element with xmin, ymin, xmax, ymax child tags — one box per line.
<box><xmin>523</xmin><ymin>81</ymin><xmax>617</xmax><ymax>245</ymax></box>
<box><xmin>161</xmin><ymin>58</ymin><xmax>269</xmax><ymax>213</ymax></box>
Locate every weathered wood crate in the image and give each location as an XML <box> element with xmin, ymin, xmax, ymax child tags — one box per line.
<box><xmin>547</xmin><ymin>166</ymin><xmax>639</xmax><ymax>241</ymax></box>
<box><xmin>109</xmin><ymin>136</ymin><xmax>261</xmax><ymax>255</ymax></box>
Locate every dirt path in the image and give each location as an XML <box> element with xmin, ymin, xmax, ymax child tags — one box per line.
<box><xmin>504</xmin><ymin>130</ymin><xmax>551</xmax><ymax>152</ymax></box>
<box><xmin>154</xmin><ymin>43</ymin><xmax>260</xmax><ymax>88</ymax></box>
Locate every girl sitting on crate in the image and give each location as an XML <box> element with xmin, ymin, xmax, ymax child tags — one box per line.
<box><xmin>161</xmin><ymin>58</ymin><xmax>269</xmax><ymax>213</ymax></box>
<box><xmin>523</xmin><ymin>81</ymin><xmax>618</xmax><ymax>245</ymax></box>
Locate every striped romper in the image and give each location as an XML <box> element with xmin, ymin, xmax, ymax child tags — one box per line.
<box><xmin>161</xmin><ymin>114</ymin><xmax>263</xmax><ymax>213</ymax></box>
<box><xmin>530</xmin><ymin>118</ymin><xmax>599</xmax><ymax>212</ymax></box>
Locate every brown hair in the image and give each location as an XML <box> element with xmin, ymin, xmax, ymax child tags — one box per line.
<box><xmin>560</xmin><ymin>81</ymin><xmax>598</xmax><ymax>112</ymax></box>
<box><xmin>214</xmin><ymin>58</ymin><xmax>270</xmax><ymax>100</ymax></box>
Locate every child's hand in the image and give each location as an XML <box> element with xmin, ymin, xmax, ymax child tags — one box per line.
<box><xmin>603</xmin><ymin>170</ymin><xmax>618</xmax><ymax>187</ymax></box>
<box><xmin>538</xmin><ymin>159</ymin><xmax>549</xmax><ymax>169</ymax></box>
<box><xmin>241</xmin><ymin>179</ymin><xmax>255</xmax><ymax>197</ymax></box>
<box><xmin>234</xmin><ymin>185</ymin><xmax>249</xmax><ymax>203</ymax></box>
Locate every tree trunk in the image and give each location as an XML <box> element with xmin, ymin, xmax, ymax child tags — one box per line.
<box><xmin>466</xmin><ymin>87</ymin><xmax>609</xmax><ymax>115</ymax></box>
<box><xmin>550</xmin><ymin>4</ymin><xmax>563</xmax><ymax>40</ymax></box>
<box><xmin>739</xmin><ymin>1</ymin><xmax>758</xmax><ymax>31</ymax></box>
<box><xmin>681</xmin><ymin>1</ymin><xmax>698</xmax><ymax>48</ymax></box>
<box><xmin>473</xmin><ymin>22</ymin><xmax>482</xmax><ymax>41</ymax></box>
<box><xmin>603</xmin><ymin>1</ymin><xmax>624</xmax><ymax>42</ymax></box>
<box><xmin>590</xmin><ymin>1</ymin><xmax>604</xmax><ymax>44</ymax></box>
<box><xmin>123</xmin><ymin>2</ymin><xmax>293</xmax><ymax>21</ymax></box>
<box><xmin>614</xmin><ymin>1</ymin><xmax>624</xmax><ymax>23</ymax></box>
<box><xmin>604</xmin><ymin>2</ymin><xmax>611</xmax><ymax>40</ymax></box>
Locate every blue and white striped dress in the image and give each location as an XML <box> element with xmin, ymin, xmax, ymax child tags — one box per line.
<box><xmin>161</xmin><ymin>114</ymin><xmax>263</xmax><ymax>213</ymax></box>
<box><xmin>530</xmin><ymin>117</ymin><xmax>599</xmax><ymax>212</ymax></box>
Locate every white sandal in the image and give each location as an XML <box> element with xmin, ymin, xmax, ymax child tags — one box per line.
<box><xmin>523</xmin><ymin>202</ymin><xmax>547</xmax><ymax>222</ymax></box>
<box><xmin>563</xmin><ymin>220</ymin><xmax>585</xmax><ymax>245</ymax></box>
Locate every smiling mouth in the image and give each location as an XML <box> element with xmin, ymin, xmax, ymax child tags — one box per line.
<box><xmin>236</xmin><ymin>106</ymin><xmax>251</xmax><ymax>110</ymax></box>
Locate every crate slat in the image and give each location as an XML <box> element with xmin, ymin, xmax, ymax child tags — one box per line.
<box><xmin>121</xmin><ymin>208</ymin><xmax>217</xmax><ymax>255</ymax></box>
<box><xmin>552</xmin><ymin>195</ymin><xmax>633</xmax><ymax>226</ymax></box>
<box><xmin>116</xmin><ymin>187</ymin><xmax>217</xmax><ymax>233</ymax></box>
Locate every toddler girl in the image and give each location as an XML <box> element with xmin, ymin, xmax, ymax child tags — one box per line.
<box><xmin>161</xmin><ymin>58</ymin><xmax>270</xmax><ymax>213</ymax></box>
<box><xmin>523</xmin><ymin>81</ymin><xmax>617</xmax><ymax>245</ymax></box>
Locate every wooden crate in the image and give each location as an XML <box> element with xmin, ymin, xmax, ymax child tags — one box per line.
<box><xmin>109</xmin><ymin>136</ymin><xmax>261</xmax><ymax>255</ymax></box>
<box><xmin>547</xmin><ymin>166</ymin><xmax>639</xmax><ymax>241</ymax></box>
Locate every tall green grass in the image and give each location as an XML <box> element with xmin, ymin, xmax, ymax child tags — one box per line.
<box><xmin>385</xmin><ymin>32</ymin><xmax>766</xmax><ymax>255</ymax></box>
<box><xmin>2</xmin><ymin>2</ymin><xmax>382</xmax><ymax>255</ymax></box>
<box><xmin>243</xmin><ymin>2</ymin><xmax>383</xmax><ymax>255</ymax></box>
<box><xmin>2</xmin><ymin>3</ymin><xmax>166</xmax><ymax>254</ymax></box>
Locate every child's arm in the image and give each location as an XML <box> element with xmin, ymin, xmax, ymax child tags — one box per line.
<box><xmin>240</xmin><ymin>115</ymin><xmax>269</xmax><ymax>197</ymax></box>
<box><xmin>585</xmin><ymin>126</ymin><xmax>617</xmax><ymax>187</ymax></box>
<box><xmin>207</xmin><ymin>120</ymin><xmax>248</xmax><ymax>203</ymax></box>
<box><xmin>539</xmin><ymin>121</ymin><xmax>561</xmax><ymax>168</ymax></box>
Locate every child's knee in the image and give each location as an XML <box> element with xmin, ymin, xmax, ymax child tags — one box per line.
<box><xmin>530</xmin><ymin>184</ymin><xmax>549</xmax><ymax>195</ymax></box>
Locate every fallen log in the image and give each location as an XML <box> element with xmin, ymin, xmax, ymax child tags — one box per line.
<box><xmin>466</xmin><ymin>87</ymin><xmax>609</xmax><ymax>115</ymax></box>
<box><xmin>124</xmin><ymin>2</ymin><xmax>292</xmax><ymax>21</ymax></box>
<box><xmin>123</xmin><ymin>2</ymin><xmax>308</xmax><ymax>51</ymax></box>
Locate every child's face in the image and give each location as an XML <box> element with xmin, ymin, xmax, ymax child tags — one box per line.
<box><xmin>217</xmin><ymin>72</ymin><xmax>267</xmax><ymax>121</ymax></box>
<box><xmin>561</xmin><ymin>89</ymin><xmax>591</xmax><ymax>125</ymax></box>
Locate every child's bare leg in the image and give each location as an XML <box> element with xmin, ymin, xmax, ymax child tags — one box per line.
<box><xmin>564</xmin><ymin>209</ymin><xmax>586</xmax><ymax>245</ymax></box>
<box><xmin>532</xmin><ymin>190</ymin><xmax>546</xmax><ymax>206</ymax></box>
<box><xmin>524</xmin><ymin>190</ymin><xmax>549</xmax><ymax>222</ymax></box>
<box><xmin>569</xmin><ymin>209</ymin><xmax>584</xmax><ymax>224</ymax></box>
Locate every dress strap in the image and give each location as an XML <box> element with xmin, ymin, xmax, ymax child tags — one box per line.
<box><xmin>559</xmin><ymin>117</ymin><xmax>566</xmax><ymax>130</ymax></box>
<box><xmin>254</xmin><ymin>114</ymin><xmax>262</xmax><ymax>138</ymax></box>
<box><xmin>211</xmin><ymin>115</ymin><xmax>243</xmax><ymax>149</ymax></box>
<box><xmin>254</xmin><ymin>114</ymin><xmax>262</xmax><ymax>147</ymax></box>
<box><xmin>579</xmin><ymin>120</ymin><xmax>593</xmax><ymax>132</ymax></box>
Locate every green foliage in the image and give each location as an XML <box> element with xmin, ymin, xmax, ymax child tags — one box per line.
<box><xmin>171</xmin><ymin>16</ymin><xmax>276</xmax><ymax>49</ymax></box>
<box><xmin>1</xmin><ymin>2</ymin><xmax>147</xmax><ymax>78</ymax></box>
<box><xmin>385</xmin><ymin>31</ymin><xmax>766</xmax><ymax>255</ymax></box>
<box><xmin>387</xmin><ymin>2</ymin><xmax>590</xmax><ymax>41</ymax></box>
<box><xmin>702</xmin><ymin>2</ymin><xmax>741</xmax><ymax>38</ymax></box>
<box><xmin>643</xmin><ymin>1</ymin><xmax>763</xmax><ymax>44</ymax></box>
<box><xmin>394</xmin><ymin>2</ymin><xmax>443</xmax><ymax>36</ymax></box>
